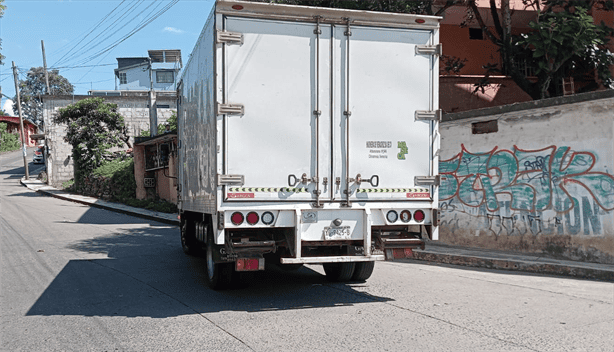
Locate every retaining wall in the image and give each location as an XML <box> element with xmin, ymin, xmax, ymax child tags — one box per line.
<box><xmin>440</xmin><ymin>90</ymin><xmax>614</xmax><ymax>264</ymax></box>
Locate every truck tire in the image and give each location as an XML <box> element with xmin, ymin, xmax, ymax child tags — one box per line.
<box><xmin>206</xmin><ymin>236</ymin><xmax>233</xmax><ymax>290</ymax></box>
<box><xmin>323</xmin><ymin>262</ymin><xmax>355</xmax><ymax>282</ymax></box>
<box><xmin>180</xmin><ymin>218</ymin><xmax>202</xmax><ymax>256</ymax></box>
<box><xmin>351</xmin><ymin>261</ymin><xmax>375</xmax><ymax>282</ymax></box>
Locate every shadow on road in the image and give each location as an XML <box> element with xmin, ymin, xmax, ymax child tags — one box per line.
<box><xmin>27</xmin><ymin>226</ymin><xmax>392</xmax><ymax>318</ymax></box>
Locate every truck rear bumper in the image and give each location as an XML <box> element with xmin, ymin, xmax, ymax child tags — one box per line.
<box><xmin>281</xmin><ymin>255</ymin><xmax>385</xmax><ymax>264</ymax></box>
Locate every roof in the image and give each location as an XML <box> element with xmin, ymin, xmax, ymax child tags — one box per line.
<box><xmin>0</xmin><ymin>115</ymin><xmax>37</xmax><ymax>127</ymax></box>
<box><xmin>148</xmin><ymin>50</ymin><xmax>182</xmax><ymax>67</ymax></box>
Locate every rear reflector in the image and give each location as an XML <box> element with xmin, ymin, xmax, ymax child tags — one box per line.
<box><xmin>231</xmin><ymin>212</ymin><xmax>244</xmax><ymax>225</ymax></box>
<box><xmin>236</xmin><ymin>258</ymin><xmax>264</xmax><ymax>271</ymax></box>
<box><xmin>232</xmin><ymin>5</ymin><xmax>244</xmax><ymax>10</ymax></box>
<box><xmin>386</xmin><ymin>248</ymin><xmax>414</xmax><ymax>260</ymax></box>
<box><xmin>246</xmin><ymin>212</ymin><xmax>259</xmax><ymax>225</ymax></box>
<box><xmin>414</xmin><ymin>210</ymin><xmax>425</xmax><ymax>222</ymax></box>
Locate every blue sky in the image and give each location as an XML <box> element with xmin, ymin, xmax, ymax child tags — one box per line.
<box><xmin>1</xmin><ymin>0</ymin><xmax>215</xmax><ymax>114</ymax></box>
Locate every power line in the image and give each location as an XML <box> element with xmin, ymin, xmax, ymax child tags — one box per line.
<box><xmin>52</xmin><ymin>0</ymin><xmax>131</xmax><ymax>67</ymax></box>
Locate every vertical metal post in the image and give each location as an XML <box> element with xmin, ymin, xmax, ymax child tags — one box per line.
<box><xmin>343</xmin><ymin>18</ymin><xmax>352</xmax><ymax>207</ymax></box>
<box><xmin>12</xmin><ymin>61</ymin><xmax>30</xmax><ymax>180</ymax></box>
<box><xmin>41</xmin><ymin>40</ymin><xmax>51</xmax><ymax>95</ymax></box>
<box><xmin>313</xmin><ymin>16</ymin><xmax>322</xmax><ymax>208</ymax></box>
<box><xmin>148</xmin><ymin>58</ymin><xmax>157</xmax><ymax>136</ymax></box>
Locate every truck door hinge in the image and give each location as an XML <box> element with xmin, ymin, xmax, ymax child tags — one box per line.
<box><xmin>415</xmin><ymin>175</ymin><xmax>440</xmax><ymax>186</ymax></box>
<box><xmin>218</xmin><ymin>174</ymin><xmax>245</xmax><ymax>186</ymax></box>
<box><xmin>217</xmin><ymin>103</ymin><xmax>244</xmax><ymax>116</ymax></box>
<box><xmin>216</xmin><ymin>30</ymin><xmax>244</xmax><ymax>45</ymax></box>
<box><xmin>415</xmin><ymin>109</ymin><xmax>442</xmax><ymax>122</ymax></box>
<box><xmin>415</xmin><ymin>44</ymin><xmax>442</xmax><ymax>56</ymax></box>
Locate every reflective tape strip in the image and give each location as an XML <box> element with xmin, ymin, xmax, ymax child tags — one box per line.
<box><xmin>357</xmin><ymin>188</ymin><xmax>429</xmax><ymax>193</ymax></box>
<box><xmin>228</xmin><ymin>187</ymin><xmax>308</xmax><ymax>193</ymax></box>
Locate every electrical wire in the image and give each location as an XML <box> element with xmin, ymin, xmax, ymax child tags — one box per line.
<box><xmin>52</xmin><ymin>0</ymin><xmax>128</xmax><ymax>67</ymax></box>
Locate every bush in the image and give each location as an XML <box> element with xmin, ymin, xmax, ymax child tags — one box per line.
<box><xmin>88</xmin><ymin>157</ymin><xmax>177</xmax><ymax>213</ymax></box>
<box><xmin>0</xmin><ymin>122</ymin><xmax>21</xmax><ymax>152</ymax></box>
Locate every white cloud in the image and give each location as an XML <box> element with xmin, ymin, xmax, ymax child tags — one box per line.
<box><xmin>2</xmin><ymin>99</ymin><xmax>15</xmax><ymax>116</ymax></box>
<box><xmin>163</xmin><ymin>27</ymin><xmax>184</xmax><ymax>34</ymax></box>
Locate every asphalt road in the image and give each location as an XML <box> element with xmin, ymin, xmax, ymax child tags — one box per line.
<box><xmin>1</xmin><ymin>150</ymin><xmax>613</xmax><ymax>352</ymax></box>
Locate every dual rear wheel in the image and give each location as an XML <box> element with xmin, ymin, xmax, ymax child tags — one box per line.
<box><xmin>322</xmin><ymin>261</ymin><xmax>375</xmax><ymax>282</ymax></box>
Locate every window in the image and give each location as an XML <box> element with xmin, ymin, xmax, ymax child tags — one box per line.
<box><xmin>119</xmin><ymin>72</ymin><xmax>127</xmax><ymax>85</ymax></box>
<box><xmin>156</xmin><ymin>71</ymin><xmax>174</xmax><ymax>83</ymax></box>
<box><xmin>472</xmin><ymin>120</ymin><xmax>498</xmax><ymax>134</ymax></box>
<box><xmin>469</xmin><ymin>28</ymin><xmax>483</xmax><ymax>40</ymax></box>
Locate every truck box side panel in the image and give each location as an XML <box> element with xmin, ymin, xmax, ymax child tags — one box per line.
<box><xmin>179</xmin><ymin>10</ymin><xmax>217</xmax><ymax>214</ymax></box>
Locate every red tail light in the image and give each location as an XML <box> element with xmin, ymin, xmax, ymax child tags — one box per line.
<box><xmin>414</xmin><ymin>210</ymin><xmax>425</xmax><ymax>222</ymax></box>
<box><xmin>246</xmin><ymin>212</ymin><xmax>259</xmax><ymax>225</ymax></box>
<box><xmin>236</xmin><ymin>258</ymin><xmax>263</xmax><ymax>271</ymax></box>
<box><xmin>231</xmin><ymin>212</ymin><xmax>244</xmax><ymax>225</ymax></box>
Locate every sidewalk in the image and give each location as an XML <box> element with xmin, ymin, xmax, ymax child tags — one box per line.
<box><xmin>21</xmin><ymin>177</ymin><xmax>614</xmax><ymax>282</ymax></box>
<box><xmin>21</xmin><ymin>177</ymin><xmax>178</xmax><ymax>225</ymax></box>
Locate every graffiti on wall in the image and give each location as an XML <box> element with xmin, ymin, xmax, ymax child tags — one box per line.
<box><xmin>440</xmin><ymin>145</ymin><xmax>614</xmax><ymax>236</ymax></box>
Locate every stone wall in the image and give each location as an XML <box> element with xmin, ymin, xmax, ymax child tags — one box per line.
<box><xmin>440</xmin><ymin>90</ymin><xmax>614</xmax><ymax>264</ymax></box>
<box><xmin>42</xmin><ymin>93</ymin><xmax>176</xmax><ymax>187</ymax></box>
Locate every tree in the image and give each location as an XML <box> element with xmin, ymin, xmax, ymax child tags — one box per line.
<box><xmin>437</xmin><ymin>0</ymin><xmax>614</xmax><ymax>99</ymax></box>
<box><xmin>520</xmin><ymin>7</ymin><xmax>614</xmax><ymax>98</ymax></box>
<box><xmin>13</xmin><ymin>67</ymin><xmax>74</xmax><ymax>128</ymax></box>
<box><xmin>0</xmin><ymin>122</ymin><xmax>20</xmax><ymax>152</ymax></box>
<box><xmin>55</xmin><ymin>97</ymin><xmax>131</xmax><ymax>185</ymax></box>
<box><xmin>249</xmin><ymin>0</ymin><xmax>433</xmax><ymax>14</ymax></box>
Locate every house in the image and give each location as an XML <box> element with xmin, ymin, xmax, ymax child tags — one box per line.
<box><xmin>437</xmin><ymin>0</ymin><xmax>614</xmax><ymax>113</ymax></box>
<box><xmin>0</xmin><ymin>115</ymin><xmax>38</xmax><ymax>147</ymax></box>
<box><xmin>42</xmin><ymin>92</ymin><xmax>177</xmax><ymax>187</ymax></box>
<box><xmin>113</xmin><ymin>49</ymin><xmax>182</xmax><ymax>91</ymax></box>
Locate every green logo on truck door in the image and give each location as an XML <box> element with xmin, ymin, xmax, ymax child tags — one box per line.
<box><xmin>397</xmin><ymin>141</ymin><xmax>408</xmax><ymax>160</ymax></box>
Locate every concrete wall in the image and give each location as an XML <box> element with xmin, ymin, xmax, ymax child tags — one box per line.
<box><xmin>43</xmin><ymin>94</ymin><xmax>176</xmax><ymax>187</ymax></box>
<box><xmin>439</xmin><ymin>90</ymin><xmax>614</xmax><ymax>264</ymax></box>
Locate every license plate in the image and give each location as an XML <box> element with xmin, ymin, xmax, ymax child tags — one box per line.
<box><xmin>324</xmin><ymin>226</ymin><xmax>351</xmax><ymax>240</ymax></box>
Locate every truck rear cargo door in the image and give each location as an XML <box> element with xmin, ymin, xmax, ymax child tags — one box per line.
<box><xmin>223</xmin><ymin>17</ymin><xmax>332</xmax><ymax>202</ymax></box>
<box><xmin>333</xmin><ymin>26</ymin><xmax>436</xmax><ymax>202</ymax></box>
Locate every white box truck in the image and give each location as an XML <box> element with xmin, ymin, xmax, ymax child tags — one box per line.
<box><xmin>177</xmin><ymin>0</ymin><xmax>441</xmax><ymax>289</ymax></box>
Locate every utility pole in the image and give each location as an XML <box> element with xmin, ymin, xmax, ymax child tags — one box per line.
<box><xmin>148</xmin><ymin>58</ymin><xmax>157</xmax><ymax>137</ymax></box>
<box><xmin>41</xmin><ymin>40</ymin><xmax>51</xmax><ymax>95</ymax></box>
<box><xmin>12</xmin><ymin>61</ymin><xmax>30</xmax><ymax>180</ymax></box>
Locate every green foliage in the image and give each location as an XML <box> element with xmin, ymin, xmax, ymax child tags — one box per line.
<box><xmin>0</xmin><ymin>122</ymin><xmax>21</xmax><ymax>152</ymax></box>
<box><xmin>250</xmin><ymin>0</ymin><xmax>432</xmax><ymax>14</ymax></box>
<box><xmin>55</xmin><ymin>97</ymin><xmax>130</xmax><ymax>185</ymax></box>
<box><xmin>520</xmin><ymin>7</ymin><xmax>613</xmax><ymax>98</ymax></box>
<box><xmin>139</xmin><ymin>110</ymin><xmax>177</xmax><ymax>137</ymax></box>
<box><xmin>14</xmin><ymin>67</ymin><xmax>74</xmax><ymax>126</ymax></box>
<box><xmin>61</xmin><ymin>179</ymin><xmax>74</xmax><ymax>190</ymax></box>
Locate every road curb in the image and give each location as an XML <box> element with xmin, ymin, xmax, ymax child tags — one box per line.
<box><xmin>20</xmin><ymin>177</ymin><xmax>180</xmax><ymax>226</ymax></box>
<box><xmin>410</xmin><ymin>250</ymin><xmax>614</xmax><ymax>282</ymax></box>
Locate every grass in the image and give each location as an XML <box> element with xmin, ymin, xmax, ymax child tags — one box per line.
<box><xmin>70</xmin><ymin>157</ymin><xmax>178</xmax><ymax>214</ymax></box>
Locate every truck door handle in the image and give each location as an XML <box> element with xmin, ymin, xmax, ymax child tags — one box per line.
<box><xmin>349</xmin><ymin>174</ymin><xmax>379</xmax><ymax>187</ymax></box>
<box><xmin>288</xmin><ymin>173</ymin><xmax>317</xmax><ymax>187</ymax></box>
<box><xmin>288</xmin><ymin>174</ymin><xmax>300</xmax><ymax>187</ymax></box>
<box><xmin>367</xmin><ymin>175</ymin><xmax>379</xmax><ymax>187</ymax></box>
